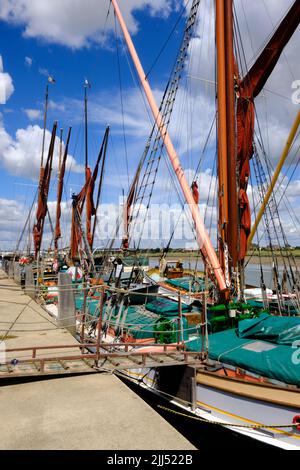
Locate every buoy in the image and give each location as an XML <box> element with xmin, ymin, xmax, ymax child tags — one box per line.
<box><xmin>293</xmin><ymin>415</ymin><xmax>300</xmax><ymax>432</ymax></box>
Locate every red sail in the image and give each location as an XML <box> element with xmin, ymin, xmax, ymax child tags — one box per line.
<box><xmin>86</xmin><ymin>129</ymin><xmax>110</xmax><ymax>248</ymax></box>
<box><xmin>54</xmin><ymin>127</ymin><xmax>71</xmax><ymax>251</ymax></box>
<box><xmin>70</xmin><ymin>173</ymin><xmax>91</xmax><ymax>260</ymax></box>
<box><xmin>33</xmin><ymin>122</ymin><xmax>57</xmax><ymax>257</ymax></box>
<box><xmin>122</xmin><ymin>157</ymin><xmax>144</xmax><ymax>250</ymax></box>
<box><xmin>122</xmin><ymin>180</ymin><xmax>136</xmax><ymax>250</ymax></box>
<box><xmin>191</xmin><ymin>181</ymin><xmax>199</xmax><ymax>204</ymax></box>
<box><xmin>86</xmin><ymin>155</ymin><xmax>102</xmax><ymax>248</ymax></box>
<box><xmin>85</xmin><ymin>166</ymin><xmax>94</xmax><ymax>248</ymax></box>
<box><xmin>236</xmin><ymin>0</ymin><xmax>300</xmax><ymax>261</ymax></box>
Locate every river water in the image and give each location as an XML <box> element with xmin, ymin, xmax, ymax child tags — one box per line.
<box><xmin>149</xmin><ymin>257</ymin><xmax>294</xmax><ymax>289</ymax></box>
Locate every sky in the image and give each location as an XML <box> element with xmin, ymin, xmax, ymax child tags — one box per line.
<box><xmin>0</xmin><ymin>0</ymin><xmax>299</xmax><ymax>251</ymax></box>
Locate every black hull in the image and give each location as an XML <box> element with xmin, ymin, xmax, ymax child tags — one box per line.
<box><xmin>116</xmin><ymin>372</ymin><xmax>277</xmax><ymax>451</ymax></box>
<box><xmin>128</xmin><ymin>284</ymin><xmax>159</xmax><ymax>304</ymax></box>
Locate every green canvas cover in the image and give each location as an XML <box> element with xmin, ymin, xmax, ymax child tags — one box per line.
<box><xmin>236</xmin><ymin>313</ymin><xmax>300</xmax><ymax>345</ymax></box>
<box><xmin>186</xmin><ymin>317</ymin><xmax>300</xmax><ymax>387</ymax></box>
<box><xmin>165</xmin><ymin>276</ymin><xmax>206</xmax><ymax>292</ymax></box>
<box><xmin>145</xmin><ymin>298</ymin><xmax>192</xmax><ymax>316</ymax></box>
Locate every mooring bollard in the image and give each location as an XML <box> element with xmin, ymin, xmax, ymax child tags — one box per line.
<box><xmin>58</xmin><ymin>272</ymin><xmax>76</xmax><ymax>336</ymax></box>
<box><xmin>8</xmin><ymin>261</ymin><xmax>13</xmax><ymax>279</ymax></box>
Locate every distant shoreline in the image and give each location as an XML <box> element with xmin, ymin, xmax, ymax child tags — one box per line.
<box><xmin>148</xmin><ymin>253</ymin><xmax>300</xmax><ymax>267</ymax></box>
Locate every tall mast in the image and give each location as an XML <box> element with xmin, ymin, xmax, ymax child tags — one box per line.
<box><xmin>224</xmin><ymin>0</ymin><xmax>239</xmax><ymax>269</ymax></box>
<box><xmin>84</xmin><ymin>81</ymin><xmax>89</xmax><ymax>170</ymax></box>
<box><xmin>216</xmin><ymin>0</ymin><xmax>239</xmax><ymax>288</ymax></box>
<box><xmin>84</xmin><ymin>79</ymin><xmax>91</xmax><ymax>245</ymax></box>
<box><xmin>111</xmin><ymin>0</ymin><xmax>227</xmax><ymax>292</ymax></box>
<box><xmin>40</xmin><ymin>83</ymin><xmax>49</xmax><ymax>169</ymax></box>
<box><xmin>40</xmin><ymin>76</ymin><xmax>55</xmax><ymax>168</ymax></box>
<box><xmin>58</xmin><ymin>128</ymin><xmax>63</xmax><ymax>173</ymax></box>
<box><xmin>215</xmin><ymin>0</ymin><xmax>229</xmax><ymax>277</ymax></box>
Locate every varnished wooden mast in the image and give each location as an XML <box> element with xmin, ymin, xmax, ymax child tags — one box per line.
<box><xmin>224</xmin><ymin>0</ymin><xmax>239</xmax><ymax>269</ymax></box>
<box><xmin>215</xmin><ymin>0</ymin><xmax>229</xmax><ymax>279</ymax></box>
<box><xmin>84</xmin><ymin>84</ymin><xmax>88</xmax><ymax>170</ymax></box>
<box><xmin>84</xmin><ymin>80</ymin><xmax>90</xmax><ymax>247</ymax></box>
<box><xmin>111</xmin><ymin>0</ymin><xmax>227</xmax><ymax>292</ymax></box>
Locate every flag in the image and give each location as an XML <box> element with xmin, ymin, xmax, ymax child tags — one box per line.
<box><xmin>48</xmin><ymin>75</ymin><xmax>56</xmax><ymax>84</ymax></box>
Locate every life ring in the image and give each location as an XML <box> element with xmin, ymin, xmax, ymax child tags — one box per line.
<box><xmin>293</xmin><ymin>415</ymin><xmax>300</xmax><ymax>431</ymax></box>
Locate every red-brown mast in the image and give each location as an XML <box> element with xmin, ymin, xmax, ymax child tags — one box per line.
<box><xmin>215</xmin><ymin>0</ymin><xmax>229</xmax><ymax>277</ymax></box>
<box><xmin>111</xmin><ymin>0</ymin><xmax>227</xmax><ymax>292</ymax></box>
<box><xmin>224</xmin><ymin>0</ymin><xmax>239</xmax><ymax>269</ymax></box>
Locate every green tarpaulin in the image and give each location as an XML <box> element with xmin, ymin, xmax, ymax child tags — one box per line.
<box><xmin>236</xmin><ymin>313</ymin><xmax>300</xmax><ymax>345</ymax></box>
<box><xmin>186</xmin><ymin>315</ymin><xmax>300</xmax><ymax>387</ymax></box>
<box><xmin>145</xmin><ymin>298</ymin><xmax>192</xmax><ymax>316</ymax></box>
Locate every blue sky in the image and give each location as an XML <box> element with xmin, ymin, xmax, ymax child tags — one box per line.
<box><xmin>0</xmin><ymin>3</ymin><xmax>185</xmax><ymax>196</ymax></box>
<box><xmin>0</xmin><ymin>0</ymin><xmax>299</xmax><ymax>250</ymax></box>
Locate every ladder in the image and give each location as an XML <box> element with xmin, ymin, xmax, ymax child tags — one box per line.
<box><xmin>0</xmin><ymin>342</ymin><xmax>205</xmax><ymax>379</ymax></box>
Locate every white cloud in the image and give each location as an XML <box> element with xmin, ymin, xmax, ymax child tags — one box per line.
<box><xmin>38</xmin><ymin>67</ymin><xmax>49</xmax><ymax>77</ymax></box>
<box><xmin>59</xmin><ymin>86</ymin><xmax>156</xmax><ymax>137</ymax></box>
<box><xmin>0</xmin><ymin>118</ymin><xmax>83</xmax><ymax>179</ymax></box>
<box><xmin>23</xmin><ymin>108</ymin><xmax>42</xmax><ymax>121</ymax></box>
<box><xmin>0</xmin><ymin>55</ymin><xmax>14</xmax><ymax>104</ymax></box>
<box><xmin>24</xmin><ymin>56</ymin><xmax>32</xmax><ymax>67</ymax></box>
<box><xmin>283</xmin><ymin>179</ymin><xmax>300</xmax><ymax>199</ymax></box>
<box><xmin>48</xmin><ymin>100</ymin><xmax>65</xmax><ymax>113</ymax></box>
<box><xmin>0</xmin><ymin>0</ymin><xmax>176</xmax><ymax>49</ymax></box>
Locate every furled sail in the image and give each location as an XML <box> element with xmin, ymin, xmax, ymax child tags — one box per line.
<box><xmin>236</xmin><ymin>0</ymin><xmax>300</xmax><ymax>260</ymax></box>
<box><xmin>54</xmin><ymin>127</ymin><xmax>71</xmax><ymax>252</ymax></box>
<box><xmin>33</xmin><ymin>122</ymin><xmax>57</xmax><ymax>257</ymax></box>
<box><xmin>86</xmin><ymin>127</ymin><xmax>109</xmax><ymax>249</ymax></box>
<box><xmin>85</xmin><ymin>165</ymin><xmax>96</xmax><ymax>248</ymax></box>
<box><xmin>122</xmin><ymin>156</ymin><xmax>144</xmax><ymax>250</ymax></box>
<box><xmin>70</xmin><ymin>173</ymin><xmax>91</xmax><ymax>260</ymax></box>
<box><xmin>191</xmin><ymin>181</ymin><xmax>199</xmax><ymax>205</ymax></box>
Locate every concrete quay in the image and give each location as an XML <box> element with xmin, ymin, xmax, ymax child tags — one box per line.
<box><xmin>0</xmin><ymin>272</ymin><xmax>195</xmax><ymax>450</ymax></box>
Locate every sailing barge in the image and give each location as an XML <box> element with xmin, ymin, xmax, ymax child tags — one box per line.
<box><xmin>10</xmin><ymin>0</ymin><xmax>300</xmax><ymax>450</ymax></box>
<box><xmin>94</xmin><ymin>0</ymin><xmax>300</xmax><ymax>449</ymax></box>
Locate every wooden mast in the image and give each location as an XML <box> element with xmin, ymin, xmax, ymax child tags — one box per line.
<box><xmin>224</xmin><ymin>0</ymin><xmax>239</xmax><ymax>269</ymax></box>
<box><xmin>84</xmin><ymin>79</ymin><xmax>91</xmax><ymax>247</ymax></box>
<box><xmin>215</xmin><ymin>0</ymin><xmax>239</xmax><ymax>291</ymax></box>
<box><xmin>58</xmin><ymin>128</ymin><xmax>63</xmax><ymax>173</ymax></box>
<box><xmin>40</xmin><ymin>76</ymin><xmax>55</xmax><ymax>168</ymax></box>
<box><xmin>84</xmin><ymin>82</ymin><xmax>89</xmax><ymax>170</ymax></box>
<box><xmin>215</xmin><ymin>0</ymin><xmax>229</xmax><ymax>284</ymax></box>
<box><xmin>111</xmin><ymin>0</ymin><xmax>227</xmax><ymax>292</ymax></box>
